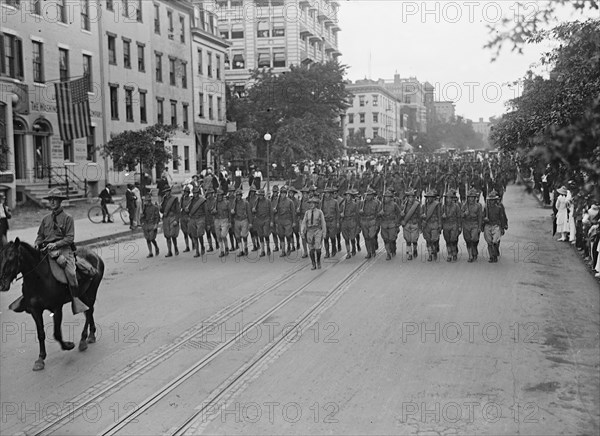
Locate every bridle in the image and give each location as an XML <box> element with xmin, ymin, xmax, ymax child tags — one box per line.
<box><xmin>10</xmin><ymin>247</ymin><xmax>50</xmax><ymax>283</ymax></box>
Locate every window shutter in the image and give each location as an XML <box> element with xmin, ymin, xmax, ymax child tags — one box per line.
<box><xmin>16</xmin><ymin>37</ymin><xmax>24</xmax><ymax>79</ymax></box>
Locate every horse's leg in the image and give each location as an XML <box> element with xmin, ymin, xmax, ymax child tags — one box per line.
<box><xmin>86</xmin><ymin>306</ymin><xmax>96</xmax><ymax>344</ymax></box>
<box><xmin>52</xmin><ymin>307</ymin><xmax>75</xmax><ymax>351</ymax></box>
<box><xmin>31</xmin><ymin>309</ymin><xmax>46</xmax><ymax>371</ymax></box>
<box><xmin>79</xmin><ymin>313</ymin><xmax>89</xmax><ymax>351</ymax></box>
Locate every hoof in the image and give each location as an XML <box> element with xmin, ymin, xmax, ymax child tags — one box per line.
<box><xmin>87</xmin><ymin>335</ymin><xmax>96</xmax><ymax>344</ymax></box>
<box><xmin>62</xmin><ymin>341</ymin><xmax>75</xmax><ymax>351</ymax></box>
<box><xmin>79</xmin><ymin>340</ymin><xmax>88</xmax><ymax>352</ymax></box>
<box><xmin>33</xmin><ymin>359</ymin><xmax>45</xmax><ymax>371</ymax></box>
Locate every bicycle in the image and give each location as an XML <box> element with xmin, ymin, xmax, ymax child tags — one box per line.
<box><xmin>88</xmin><ymin>198</ymin><xmax>130</xmax><ymax>224</ymax></box>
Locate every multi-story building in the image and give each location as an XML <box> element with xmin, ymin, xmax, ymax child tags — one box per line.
<box><xmin>199</xmin><ymin>0</ymin><xmax>342</xmax><ymax>88</ymax></box>
<box><xmin>471</xmin><ymin>117</ymin><xmax>492</xmax><ymax>148</ymax></box>
<box><xmin>345</xmin><ymin>79</ymin><xmax>404</xmax><ymax>146</ymax></box>
<box><xmin>433</xmin><ymin>100</ymin><xmax>456</xmax><ymax>123</ymax></box>
<box><xmin>383</xmin><ymin>74</ymin><xmax>430</xmax><ymax>135</ymax></box>
<box><xmin>191</xmin><ymin>2</ymin><xmax>230</xmax><ymax>171</ymax></box>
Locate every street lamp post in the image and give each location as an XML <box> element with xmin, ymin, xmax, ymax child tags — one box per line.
<box><xmin>264</xmin><ymin>132</ymin><xmax>271</xmax><ymax>192</ymax></box>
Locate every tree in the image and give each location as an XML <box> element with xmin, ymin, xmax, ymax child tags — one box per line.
<box><xmin>102</xmin><ymin>124</ymin><xmax>177</xmax><ymax>188</ymax></box>
<box><xmin>212</xmin><ymin>127</ymin><xmax>259</xmax><ymax>164</ymax></box>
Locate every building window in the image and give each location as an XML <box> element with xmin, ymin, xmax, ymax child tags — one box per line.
<box><xmin>167</xmin><ymin>10</ymin><xmax>173</xmax><ymax>37</ymax></box>
<box><xmin>57</xmin><ymin>0</ymin><xmax>67</xmax><ymax>23</ymax></box>
<box><xmin>348</xmin><ymin>114</ymin><xmax>354</xmax><ymax>124</ymax></box>
<box><xmin>372</xmin><ymin>95</ymin><xmax>378</xmax><ymax>107</ymax></box>
<box><xmin>182</xmin><ymin>103</ymin><xmax>189</xmax><ymax>130</ymax></box>
<box><xmin>154</xmin><ymin>4</ymin><xmax>160</xmax><ymax>33</ymax></box>
<box><xmin>373</xmin><ymin>112</ymin><xmax>378</xmax><ymax>123</ymax></box>
<box><xmin>125</xmin><ymin>88</ymin><xmax>134</xmax><ymax>122</ymax></box>
<box><xmin>108</xmin><ymin>35</ymin><xmax>116</xmax><ymax>64</ymax></box>
<box><xmin>359</xmin><ymin>113</ymin><xmax>365</xmax><ymax>123</ymax></box>
<box><xmin>157</xmin><ymin>98</ymin><xmax>164</xmax><ymax>124</ymax></box>
<box><xmin>220</xmin><ymin>30</ymin><xmax>229</xmax><ymax>39</ymax></box>
<box><xmin>231</xmin><ymin>29</ymin><xmax>243</xmax><ymax>39</ymax></box>
<box><xmin>109</xmin><ymin>85</ymin><xmax>119</xmax><ymax>119</ymax></box>
<box><xmin>172</xmin><ymin>145</ymin><xmax>179</xmax><ymax>172</ymax></box>
<box><xmin>169</xmin><ymin>58</ymin><xmax>176</xmax><ymax>85</ymax></box>
<box><xmin>136</xmin><ymin>0</ymin><xmax>142</xmax><ymax>21</ymax></box>
<box><xmin>123</xmin><ymin>39</ymin><xmax>131</xmax><ymax>68</ymax></box>
<box><xmin>86</xmin><ymin>127</ymin><xmax>96</xmax><ymax>162</ymax></box>
<box><xmin>348</xmin><ymin>128</ymin><xmax>354</xmax><ymax>136</ymax></box>
<box><xmin>184</xmin><ymin>146</ymin><xmax>190</xmax><ymax>172</ymax></box>
<box><xmin>181</xmin><ymin>62</ymin><xmax>187</xmax><ymax>88</ymax></box>
<box><xmin>217</xmin><ymin>97</ymin><xmax>222</xmax><ymax>121</ymax></box>
<box><xmin>155</xmin><ymin>52</ymin><xmax>162</xmax><ymax>81</ymax></box>
<box><xmin>32</xmin><ymin>41</ymin><xmax>44</xmax><ymax>83</ymax></box>
<box><xmin>122</xmin><ymin>0</ymin><xmax>128</xmax><ymax>17</ymax></box>
<box><xmin>208</xmin><ymin>95</ymin><xmax>213</xmax><ymax>120</ymax></box>
<box><xmin>404</xmin><ymin>96</ymin><xmax>411</xmax><ymax>104</ymax></box>
<box><xmin>373</xmin><ymin>128</ymin><xmax>379</xmax><ymax>137</ymax></box>
<box><xmin>272</xmin><ymin>18</ymin><xmax>285</xmax><ymax>37</ymax></box>
<box><xmin>224</xmin><ymin>53</ymin><xmax>230</xmax><ymax>69</ymax></box>
<box><xmin>59</xmin><ymin>48</ymin><xmax>69</xmax><ymax>81</ymax></box>
<box><xmin>197</xmin><ymin>48</ymin><xmax>202</xmax><ymax>74</ymax></box>
<box><xmin>63</xmin><ymin>140</ymin><xmax>73</xmax><ymax>161</ymax></box>
<box><xmin>81</xmin><ymin>0</ymin><xmax>90</xmax><ymax>30</ymax></box>
<box><xmin>180</xmin><ymin>15</ymin><xmax>185</xmax><ymax>42</ymax></box>
<box><xmin>137</xmin><ymin>43</ymin><xmax>145</xmax><ymax>71</ymax></box>
<box><xmin>170</xmin><ymin>100</ymin><xmax>177</xmax><ymax>127</ymax></box>
<box><xmin>232</xmin><ymin>53</ymin><xmax>245</xmax><ymax>69</ymax></box>
<box><xmin>107</xmin><ymin>0</ymin><xmax>113</xmax><ymax>10</ymax></box>
<box><xmin>32</xmin><ymin>0</ymin><xmax>42</xmax><ymax>15</ymax></box>
<box><xmin>83</xmin><ymin>54</ymin><xmax>92</xmax><ymax>92</ymax></box>
<box><xmin>139</xmin><ymin>90</ymin><xmax>147</xmax><ymax>123</ymax></box>
<box><xmin>273</xmin><ymin>50</ymin><xmax>285</xmax><ymax>68</ymax></box>
<box><xmin>198</xmin><ymin>92</ymin><xmax>204</xmax><ymax>117</ymax></box>
<box><xmin>359</xmin><ymin>95</ymin><xmax>365</xmax><ymax>106</ymax></box>
<box><xmin>257</xmin><ymin>52</ymin><xmax>270</xmax><ymax>68</ymax></box>
<box><xmin>207</xmin><ymin>51</ymin><xmax>212</xmax><ymax>77</ymax></box>
<box><xmin>359</xmin><ymin>127</ymin><xmax>365</xmax><ymax>137</ymax></box>
<box><xmin>215</xmin><ymin>54</ymin><xmax>220</xmax><ymax>79</ymax></box>
<box><xmin>257</xmin><ymin>20</ymin><xmax>269</xmax><ymax>38</ymax></box>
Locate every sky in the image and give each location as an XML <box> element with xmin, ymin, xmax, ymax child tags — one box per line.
<box><xmin>337</xmin><ymin>1</ymin><xmax>597</xmax><ymax>121</ymax></box>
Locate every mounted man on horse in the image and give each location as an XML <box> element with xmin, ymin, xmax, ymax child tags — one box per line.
<box><xmin>0</xmin><ymin>188</ymin><xmax>105</xmax><ymax>371</ymax></box>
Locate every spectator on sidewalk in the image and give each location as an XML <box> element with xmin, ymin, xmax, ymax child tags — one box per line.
<box><xmin>555</xmin><ymin>186</ymin><xmax>570</xmax><ymax>241</ymax></box>
<box><xmin>126</xmin><ymin>184</ymin><xmax>138</xmax><ymax>230</ymax></box>
<box><xmin>0</xmin><ymin>192</ymin><xmax>12</xmax><ymax>246</ymax></box>
<box><xmin>253</xmin><ymin>168</ymin><xmax>263</xmax><ymax>189</ymax></box>
<box><xmin>98</xmin><ymin>183</ymin><xmax>114</xmax><ymax>223</ymax></box>
<box><xmin>133</xmin><ymin>183</ymin><xmax>142</xmax><ymax>227</ymax></box>
<box><xmin>161</xmin><ymin>166</ymin><xmax>173</xmax><ymax>184</ymax></box>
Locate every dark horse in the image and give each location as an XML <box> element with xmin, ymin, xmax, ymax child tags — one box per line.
<box><xmin>0</xmin><ymin>239</ymin><xmax>104</xmax><ymax>371</ymax></box>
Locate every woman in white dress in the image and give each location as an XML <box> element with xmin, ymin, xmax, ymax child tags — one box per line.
<box><xmin>555</xmin><ymin>186</ymin><xmax>570</xmax><ymax>241</ymax></box>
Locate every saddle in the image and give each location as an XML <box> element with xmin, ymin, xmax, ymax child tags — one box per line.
<box><xmin>48</xmin><ymin>256</ymin><xmax>98</xmax><ymax>284</ymax></box>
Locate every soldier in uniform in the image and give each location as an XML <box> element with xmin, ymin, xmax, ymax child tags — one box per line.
<box><xmin>212</xmin><ymin>189</ymin><xmax>232</xmax><ymax>257</ymax></box>
<box><xmin>288</xmin><ymin>187</ymin><xmax>301</xmax><ymax>252</ymax></box>
<box><xmin>379</xmin><ymin>190</ymin><xmax>401</xmax><ymax>261</ymax></box>
<box><xmin>187</xmin><ymin>185</ymin><xmax>207</xmax><ymax>257</ymax></box>
<box><xmin>359</xmin><ymin>187</ymin><xmax>380</xmax><ymax>259</ymax></box>
<box><xmin>204</xmin><ymin>188</ymin><xmax>219</xmax><ymax>252</ymax></box>
<box><xmin>442</xmin><ymin>189</ymin><xmax>462</xmax><ymax>262</ymax></box>
<box><xmin>160</xmin><ymin>186</ymin><xmax>180</xmax><ymax>257</ymax></box>
<box><xmin>400</xmin><ymin>188</ymin><xmax>421</xmax><ymax>260</ymax></box>
<box><xmin>462</xmin><ymin>188</ymin><xmax>483</xmax><ymax>262</ymax></box>
<box><xmin>226</xmin><ymin>191</ymin><xmax>239</xmax><ymax>252</ymax></box>
<box><xmin>270</xmin><ymin>185</ymin><xmax>281</xmax><ymax>252</ymax></box>
<box><xmin>297</xmin><ymin>187</ymin><xmax>311</xmax><ymax>258</ymax></box>
<box><xmin>421</xmin><ymin>189</ymin><xmax>442</xmax><ymax>262</ymax></box>
<box><xmin>482</xmin><ymin>190</ymin><xmax>508</xmax><ymax>263</ymax></box>
<box><xmin>252</xmin><ymin>189</ymin><xmax>273</xmax><ymax>257</ymax></box>
<box><xmin>301</xmin><ymin>197</ymin><xmax>327</xmax><ymax>270</ymax></box>
<box><xmin>333</xmin><ymin>187</ymin><xmax>344</xmax><ymax>253</ymax></box>
<box><xmin>232</xmin><ymin>189</ymin><xmax>252</xmax><ymax>257</ymax></box>
<box><xmin>340</xmin><ymin>189</ymin><xmax>360</xmax><ymax>258</ymax></box>
<box><xmin>140</xmin><ymin>194</ymin><xmax>160</xmax><ymax>258</ymax></box>
<box><xmin>321</xmin><ymin>187</ymin><xmax>340</xmax><ymax>258</ymax></box>
<box><xmin>180</xmin><ymin>185</ymin><xmax>192</xmax><ymax>252</ymax></box>
<box><xmin>247</xmin><ymin>186</ymin><xmax>260</xmax><ymax>251</ymax></box>
<box><xmin>275</xmin><ymin>186</ymin><xmax>297</xmax><ymax>257</ymax></box>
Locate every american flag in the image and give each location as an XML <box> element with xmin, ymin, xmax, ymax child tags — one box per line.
<box><xmin>54</xmin><ymin>76</ymin><xmax>92</xmax><ymax>142</ymax></box>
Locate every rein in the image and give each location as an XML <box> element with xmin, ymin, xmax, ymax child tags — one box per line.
<box><xmin>14</xmin><ymin>250</ymin><xmax>50</xmax><ymax>282</ymax></box>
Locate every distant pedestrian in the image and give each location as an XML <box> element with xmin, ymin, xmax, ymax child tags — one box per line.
<box><xmin>125</xmin><ymin>184</ymin><xmax>137</xmax><ymax>230</ymax></box>
<box><xmin>133</xmin><ymin>183</ymin><xmax>142</xmax><ymax>227</ymax></box>
<box><xmin>253</xmin><ymin>168</ymin><xmax>263</xmax><ymax>189</ymax></box>
<box><xmin>0</xmin><ymin>192</ymin><xmax>12</xmax><ymax>246</ymax></box>
<box><xmin>98</xmin><ymin>183</ymin><xmax>113</xmax><ymax>223</ymax></box>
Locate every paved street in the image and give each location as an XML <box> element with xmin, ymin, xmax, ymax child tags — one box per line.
<box><xmin>0</xmin><ymin>185</ymin><xmax>598</xmax><ymax>435</ymax></box>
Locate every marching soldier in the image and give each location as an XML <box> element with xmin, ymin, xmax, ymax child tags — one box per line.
<box><xmin>482</xmin><ymin>190</ymin><xmax>508</xmax><ymax>263</ymax></box>
<box><xmin>252</xmin><ymin>189</ymin><xmax>273</xmax><ymax>257</ymax></box>
<box><xmin>232</xmin><ymin>189</ymin><xmax>252</xmax><ymax>257</ymax></box>
<box><xmin>204</xmin><ymin>188</ymin><xmax>219</xmax><ymax>252</ymax></box>
<box><xmin>340</xmin><ymin>189</ymin><xmax>360</xmax><ymax>258</ymax></box>
<box><xmin>288</xmin><ymin>187</ymin><xmax>301</xmax><ymax>252</ymax></box>
<box><xmin>421</xmin><ymin>189</ymin><xmax>442</xmax><ymax>262</ymax></box>
<box><xmin>321</xmin><ymin>187</ymin><xmax>340</xmax><ymax>258</ymax></box>
<box><xmin>400</xmin><ymin>188</ymin><xmax>421</xmax><ymax>260</ymax></box>
<box><xmin>379</xmin><ymin>190</ymin><xmax>401</xmax><ymax>261</ymax></box>
<box><xmin>270</xmin><ymin>185</ymin><xmax>281</xmax><ymax>252</ymax></box>
<box><xmin>180</xmin><ymin>185</ymin><xmax>192</xmax><ymax>252</ymax></box>
<box><xmin>333</xmin><ymin>187</ymin><xmax>344</xmax><ymax>253</ymax></box>
<box><xmin>226</xmin><ymin>191</ymin><xmax>239</xmax><ymax>251</ymax></box>
<box><xmin>275</xmin><ymin>186</ymin><xmax>297</xmax><ymax>257</ymax></box>
<box><xmin>442</xmin><ymin>189</ymin><xmax>462</xmax><ymax>262</ymax></box>
<box><xmin>188</xmin><ymin>185</ymin><xmax>207</xmax><ymax>257</ymax></box>
<box><xmin>212</xmin><ymin>189</ymin><xmax>231</xmax><ymax>258</ymax></box>
<box><xmin>140</xmin><ymin>194</ymin><xmax>160</xmax><ymax>258</ymax></box>
<box><xmin>359</xmin><ymin>187</ymin><xmax>380</xmax><ymax>259</ymax></box>
<box><xmin>247</xmin><ymin>186</ymin><xmax>260</xmax><ymax>251</ymax></box>
<box><xmin>462</xmin><ymin>188</ymin><xmax>483</xmax><ymax>262</ymax></box>
<box><xmin>160</xmin><ymin>186</ymin><xmax>180</xmax><ymax>257</ymax></box>
<box><xmin>301</xmin><ymin>197</ymin><xmax>327</xmax><ymax>270</ymax></box>
<box><xmin>297</xmin><ymin>187</ymin><xmax>311</xmax><ymax>258</ymax></box>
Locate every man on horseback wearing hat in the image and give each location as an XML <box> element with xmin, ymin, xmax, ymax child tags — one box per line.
<box><xmin>35</xmin><ymin>189</ymin><xmax>89</xmax><ymax>314</ymax></box>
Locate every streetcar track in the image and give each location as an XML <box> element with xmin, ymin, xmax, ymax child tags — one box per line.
<box><xmin>98</xmin><ymin>249</ymin><xmax>381</xmax><ymax>436</ymax></box>
<box><xmin>20</xmin><ymin>260</ymin><xmax>318</xmax><ymax>436</ymax></box>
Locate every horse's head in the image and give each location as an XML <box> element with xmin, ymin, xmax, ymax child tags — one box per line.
<box><xmin>0</xmin><ymin>238</ymin><xmax>22</xmax><ymax>292</ymax></box>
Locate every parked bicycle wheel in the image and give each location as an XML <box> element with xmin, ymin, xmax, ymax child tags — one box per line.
<box><xmin>120</xmin><ymin>208</ymin><xmax>130</xmax><ymax>224</ymax></box>
<box><xmin>88</xmin><ymin>205</ymin><xmax>105</xmax><ymax>224</ymax></box>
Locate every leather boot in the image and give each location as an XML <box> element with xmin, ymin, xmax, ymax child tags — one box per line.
<box><xmin>316</xmin><ymin>249</ymin><xmax>322</xmax><ymax>269</ymax></box>
<box><xmin>488</xmin><ymin>244</ymin><xmax>495</xmax><ymax>262</ymax></box>
<box><xmin>310</xmin><ymin>249</ymin><xmax>317</xmax><ymax>270</ymax></box>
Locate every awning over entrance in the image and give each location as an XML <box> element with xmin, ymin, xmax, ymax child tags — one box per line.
<box><xmin>194</xmin><ymin>123</ymin><xmax>225</xmax><ymax>136</ymax></box>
